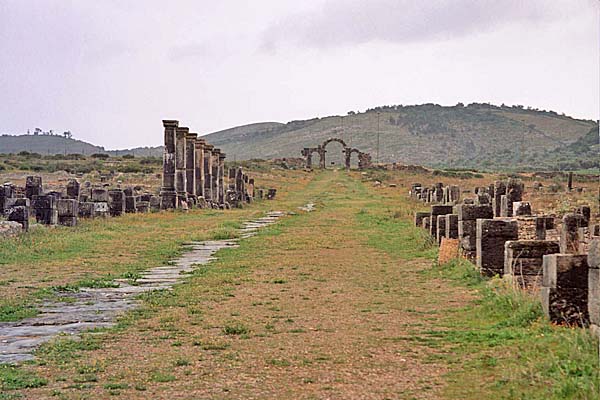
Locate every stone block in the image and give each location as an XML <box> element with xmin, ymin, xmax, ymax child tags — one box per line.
<box><xmin>513</xmin><ymin>201</ymin><xmax>532</xmax><ymax>217</ymax></box>
<box><xmin>504</xmin><ymin>240</ymin><xmax>560</xmax><ymax>289</ymax></box>
<box><xmin>78</xmin><ymin>202</ymin><xmax>94</xmax><ymax>218</ymax></box>
<box><xmin>589</xmin><ymin>268</ymin><xmax>600</xmax><ymax>325</ymax></box>
<box><xmin>430</xmin><ymin>205</ymin><xmax>453</xmax><ymax>237</ymax></box>
<box><xmin>108</xmin><ymin>190</ymin><xmax>125</xmax><ymax>217</ymax></box>
<box><xmin>445</xmin><ymin>214</ymin><xmax>459</xmax><ymax>239</ymax></box>
<box><xmin>542</xmin><ymin>254</ymin><xmax>589</xmax><ymax>288</ymax></box>
<box><xmin>476</xmin><ymin>218</ymin><xmax>518</xmax><ymax>276</ymax></box>
<box><xmin>422</xmin><ymin>217</ymin><xmax>430</xmax><ymax>231</ymax></box>
<box><xmin>7</xmin><ymin>206</ymin><xmax>28</xmax><ymax>231</ymax></box>
<box><xmin>414</xmin><ymin>212</ymin><xmax>430</xmax><ymax>227</ymax></box>
<box><xmin>136</xmin><ymin>201</ymin><xmax>150</xmax><ymax>213</ymax></box>
<box><xmin>560</xmin><ymin>213</ymin><xmax>587</xmax><ymax>254</ymax></box>
<box><xmin>459</xmin><ymin>220</ymin><xmax>477</xmax><ymax>251</ymax></box>
<box><xmin>436</xmin><ymin>215</ymin><xmax>446</xmax><ymax>244</ymax></box>
<box><xmin>36</xmin><ymin>208</ymin><xmax>58</xmax><ymax>225</ymax></box>
<box><xmin>589</xmin><ymin>239</ymin><xmax>600</xmax><ymax>269</ymax></box>
<box><xmin>457</xmin><ymin>204</ymin><xmax>493</xmax><ymax>221</ymax></box>
<box><xmin>541</xmin><ymin>287</ymin><xmax>588</xmax><ymax>326</ymax></box>
<box><xmin>58</xmin><ymin>216</ymin><xmax>78</xmax><ymax>227</ymax></box>
<box><xmin>91</xmin><ymin>189</ymin><xmax>109</xmax><ymax>203</ymax></box>
<box><xmin>66</xmin><ymin>179</ymin><xmax>80</xmax><ymax>199</ymax></box>
<box><xmin>57</xmin><ymin>199</ymin><xmax>79</xmax><ymax>217</ymax></box>
<box><xmin>0</xmin><ymin>221</ymin><xmax>24</xmax><ymax>238</ymax></box>
<box><xmin>125</xmin><ymin>196</ymin><xmax>137</xmax><ymax>213</ymax></box>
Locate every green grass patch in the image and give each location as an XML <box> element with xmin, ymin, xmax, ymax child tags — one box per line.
<box><xmin>0</xmin><ymin>364</ymin><xmax>47</xmax><ymax>391</ymax></box>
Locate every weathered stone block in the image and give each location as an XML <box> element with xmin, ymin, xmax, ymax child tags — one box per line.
<box><xmin>36</xmin><ymin>208</ymin><xmax>58</xmax><ymax>225</ymax></box>
<box><xmin>7</xmin><ymin>206</ymin><xmax>28</xmax><ymax>231</ymax></box>
<box><xmin>58</xmin><ymin>216</ymin><xmax>78</xmax><ymax>227</ymax></box>
<box><xmin>542</xmin><ymin>254</ymin><xmax>589</xmax><ymax>288</ymax></box>
<box><xmin>541</xmin><ymin>287</ymin><xmax>588</xmax><ymax>326</ymax></box>
<box><xmin>504</xmin><ymin>240</ymin><xmax>560</xmax><ymax>289</ymax></box>
<box><xmin>560</xmin><ymin>213</ymin><xmax>587</xmax><ymax>254</ymax></box>
<box><xmin>476</xmin><ymin>219</ymin><xmax>518</xmax><ymax>276</ymax></box>
<box><xmin>430</xmin><ymin>205</ymin><xmax>453</xmax><ymax>237</ymax></box>
<box><xmin>414</xmin><ymin>212</ymin><xmax>430</xmax><ymax>227</ymax></box>
<box><xmin>422</xmin><ymin>217</ymin><xmax>430</xmax><ymax>231</ymax></box>
<box><xmin>108</xmin><ymin>190</ymin><xmax>125</xmax><ymax>217</ymax></box>
<box><xmin>66</xmin><ymin>179</ymin><xmax>80</xmax><ymax>199</ymax></box>
<box><xmin>589</xmin><ymin>239</ymin><xmax>600</xmax><ymax>269</ymax></box>
<box><xmin>588</xmin><ymin>268</ymin><xmax>600</xmax><ymax>325</ymax></box>
<box><xmin>445</xmin><ymin>214</ymin><xmax>459</xmax><ymax>239</ymax></box>
<box><xmin>436</xmin><ymin>215</ymin><xmax>446</xmax><ymax>244</ymax></box>
<box><xmin>125</xmin><ymin>196</ymin><xmax>137</xmax><ymax>213</ymax></box>
<box><xmin>457</xmin><ymin>204</ymin><xmax>493</xmax><ymax>221</ymax></box>
<box><xmin>57</xmin><ymin>199</ymin><xmax>79</xmax><ymax>217</ymax></box>
<box><xmin>91</xmin><ymin>189</ymin><xmax>109</xmax><ymax>203</ymax></box>
<box><xmin>459</xmin><ymin>220</ymin><xmax>477</xmax><ymax>251</ymax></box>
<box><xmin>513</xmin><ymin>202</ymin><xmax>532</xmax><ymax>217</ymax></box>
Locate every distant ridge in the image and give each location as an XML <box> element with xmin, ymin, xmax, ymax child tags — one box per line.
<box><xmin>1</xmin><ymin>103</ymin><xmax>597</xmax><ymax>170</ymax></box>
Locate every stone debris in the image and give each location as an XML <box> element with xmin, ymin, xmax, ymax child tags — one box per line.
<box><xmin>0</xmin><ymin>211</ymin><xmax>285</xmax><ymax>364</ymax></box>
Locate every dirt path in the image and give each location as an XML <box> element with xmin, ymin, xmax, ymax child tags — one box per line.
<box><xmin>19</xmin><ymin>171</ymin><xmax>473</xmax><ymax>399</ymax></box>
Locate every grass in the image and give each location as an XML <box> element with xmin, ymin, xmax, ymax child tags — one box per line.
<box><xmin>425</xmin><ymin>258</ymin><xmax>600</xmax><ymax>399</ymax></box>
<box><xmin>1</xmin><ymin>168</ymin><xmax>598</xmax><ymax>398</ymax></box>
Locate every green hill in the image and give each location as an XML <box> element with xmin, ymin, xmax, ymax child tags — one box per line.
<box><xmin>1</xmin><ymin>103</ymin><xmax>596</xmax><ymax>171</ymax></box>
<box><xmin>204</xmin><ymin>103</ymin><xmax>597</xmax><ymax>170</ymax></box>
<box><xmin>0</xmin><ymin>134</ymin><xmax>106</xmax><ymax>155</ymax></box>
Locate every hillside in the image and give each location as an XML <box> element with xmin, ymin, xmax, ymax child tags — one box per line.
<box><xmin>204</xmin><ymin>103</ymin><xmax>597</xmax><ymax>170</ymax></box>
<box><xmin>1</xmin><ymin>103</ymin><xmax>596</xmax><ymax>170</ymax></box>
<box><xmin>0</xmin><ymin>135</ymin><xmax>106</xmax><ymax>155</ymax></box>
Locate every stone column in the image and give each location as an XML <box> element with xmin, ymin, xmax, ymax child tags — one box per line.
<box><xmin>588</xmin><ymin>239</ymin><xmax>600</xmax><ymax>328</ymax></box>
<box><xmin>175</xmin><ymin>126</ymin><xmax>189</xmax><ymax>207</ymax></box>
<box><xmin>194</xmin><ymin>138</ymin><xmax>205</xmax><ymax>201</ymax></box>
<box><xmin>218</xmin><ymin>151</ymin><xmax>226</xmax><ymax>205</ymax></box>
<box><xmin>318</xmin><ymin>146</ymin><xmax>326</xmax><ymax>169</ymax></box>
<box><xmin>492</xmin><ymin>180</ymin><xmax>506</xmax><ymax>218</ymax></box>
<box><xmin>567</xmin><ymin>171</ymin><xmax>573</xmax><ymax>192</ymax></box>
<box><xmin>211</xmin><ymin>148</ymin><xmax>220</xmax><ymax>205</ymax></box>
<box><xmin>203</xmin><ymin>144</ymin><xmax>214</xmax><ymax>202</ymax></box>
<box><xmin>445</xmin><ymin>214</ymin><xmax>459</xmax><ymax>239</ymax></box>
<box><xmin>185</xmin><ymin>132</ymin><xmax>197</xmax><ymax>204</ymax></box>
<box><xmin>476</xmin><ymin>218</ymin><xmax>518</xmax><ymax>277</ymax></box>
<box><xmin>160</xmin><ymin>120</ymin><xmax>178</xmax><ymax>209</ymax></box>
<box><xmin>344</xmin><ymin>148</ymin><xmax>351</xmax><ymax>170</ymax></box>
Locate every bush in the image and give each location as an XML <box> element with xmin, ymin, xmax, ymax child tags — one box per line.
<box><xmin>122</xmin><ymin>154</ymin><xmax>135</xmax><ymax>159</ymax></box>
<box><xmin>91</xmin><ymin>153</ymin><xmax>109</xmax><ymax>159</ymax></box>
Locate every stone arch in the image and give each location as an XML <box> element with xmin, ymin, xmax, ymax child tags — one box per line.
<box><xmin>320</xmin><ymin>138</ymin><xmax>347</xmax><ymax>168</ymax></box>
<box><xmin>344</xmin><ymin>148</ymin><xmax>361</xmax><ymax>170</ymax></box>
<box><xmin>301</xmin><ymin>147</ymin><xmax>320</xmax><ymax>169</ymax></box>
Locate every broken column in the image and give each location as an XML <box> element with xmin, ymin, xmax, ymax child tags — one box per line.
<box><xmin>57</xmin><ymin>199</ymin><xmax>78</xmax><ymax>227</ymax></box>
<box><xmin>458</xmin><ymin>204</ymin><xmax>493</xmax><ymax>260</ymax></box>
<box><xmin>160</xmin><ymin>120</ymin><xmax>178</xmax><ymax>209</ymax></box>
<box><xmin>541</xmin><ymin>254</ymin><xmax>589</xmax><ymax>325</ymax></box>
<box><xmin>476</xmin><ymin>218</ymin><xmax>518</xmax><ymax>277</ymax></box>
<box><xmin>185</xmin><ymin>132</ymin><xmax>197</xmax><ymax>205</ymax></box>
<box><xmin>560</xmin><ymin>213</ymin><xmax>587</xmax><ymax>254</ymax></box>
<box><xmin>211</xmin><ymin>148</ymin><xmax>221</xmax><ymax>206</ymax></box>
<box><xmin>500</xmin><ymin>178</ymin><xmax>524</xmax><ymax>217</ymax></box>
<box><xmin>175</xmin><ymin>126</ymin><xmax>189</xmax><ymax>207</ymax></box>
<box><xmin>124</xmin><ymin>188</ymin><xmax>137</xmax><ymax>213</ymax></box>
<box><xmin>492</xmin><ymin>181</ymin><xmax>506</xmax><ymax>218</ymax></box>
<box><xmin>504</xmin><ymin>240</ymin><xmax>560</xmax><ymax>289</ymax></box>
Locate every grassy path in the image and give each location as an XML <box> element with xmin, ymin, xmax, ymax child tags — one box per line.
<box><xmin>3</xmin><ymin>170</ymin><xmax>599</xmax><ymax>399</ymax></box>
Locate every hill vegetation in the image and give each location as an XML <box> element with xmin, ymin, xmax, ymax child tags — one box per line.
<box><xmin>2</xmin><ymin>103</ymin><xmax>597</xmax><ymax>171</ymax></box>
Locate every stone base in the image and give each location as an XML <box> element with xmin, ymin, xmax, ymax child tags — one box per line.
<box><xmin>541</xmin><ymin>287</ymin><xmax>588</xmax><ymax>326</ymax></box>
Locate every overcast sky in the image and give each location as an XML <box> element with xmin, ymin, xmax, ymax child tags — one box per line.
<box><xmin>0</xmin><ymin>0</ymin><xmax>598</xmax><ymax>149</ymax></box>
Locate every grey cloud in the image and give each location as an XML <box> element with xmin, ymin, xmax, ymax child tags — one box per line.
<box><xmin>261</xmin><ymin>0</ymin><xmax>588</xmax><ymax>49</ymax></box>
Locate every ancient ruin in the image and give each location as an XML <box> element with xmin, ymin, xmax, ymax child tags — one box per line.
<box><xmin>301</xmin><ymin>137</ymin><xmax>372</xmax><ymax>170</ymax></box>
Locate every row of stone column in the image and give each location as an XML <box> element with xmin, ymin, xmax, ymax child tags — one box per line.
<box><xmin>160</xmin><ymin>120</ymin><xmax>226</xmax><ymax>209</ymax></box>
<box><xmin>413</xmin><ymin>178</ymin><xmax>600</xmax><ymax>327</ymax></box>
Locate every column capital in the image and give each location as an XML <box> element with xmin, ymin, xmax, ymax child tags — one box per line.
<box><xmin>204</xmin><ymin>143</ymin><xmax>214</xmax><ymax>151</ymax></box>
<box><xmin>162</xmin><ymin>120</ymin><xmax>179</xmax><ymax>128</ymax></box>
<box><xmin>176</xmin><ymin>127</ymin><xmax>189</xmax><ymax>135</ymax></box>
<box><xmin>186</xmin><ymin>132</ymin><xmax>198</xmax><ymax>139</ymax></box>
